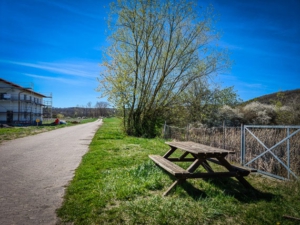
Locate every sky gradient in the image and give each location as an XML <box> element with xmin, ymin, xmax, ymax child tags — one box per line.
<box><xmin>0</xmin><ymin>0</ymin><xmax>299</xmax><ymax>107</ymax></box>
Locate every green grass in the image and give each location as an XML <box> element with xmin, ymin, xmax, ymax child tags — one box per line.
<box><xmin>0</xmin><ymin>118</ymin><xmax>98</xmax><ymax>143</ymax></box>
<box><xmin>57</xmin><ymin>117</ymin><xmax>300</xmax><ymax>225</ymax></box>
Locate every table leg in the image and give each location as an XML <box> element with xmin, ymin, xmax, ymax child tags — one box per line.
<box><xmin>163</xmin><ymin>158</ymin><xmax>204</xmax><ymax>196</ymax></box>
<box><xmin>217</xmin><ymin>157</ymin><xmax>254</xmax><ymax>189</ymax></box>
<box><xmin>163</xmin><ymin>179</ymin><xmax>184</xmax><ymax>196</ymax></box>
<box><xmin>163</xmin><ymin>146</ymin><xmax>177</xmax><ymax>158</ymax></box>
<box><xmin>186</xmin><ymin>158</ymin><xmax>203</xmax><ymax>173</ymax></box>
<box><xmin>179</xmin><ymin>151</ymin><xmax>191</xmax><ymax>160</ymax></box>
<box><xmin>201</xmin><ymin>160</ymin><xmax>214</xmax><ymax>173</ymax></box>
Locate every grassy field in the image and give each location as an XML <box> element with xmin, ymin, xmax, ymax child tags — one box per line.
<box><xmin>0</xmin><ymin>118</ymin><xmax>97</xmax><ymax>143</ymax></box>
<box><xmin>57</xmin><ymin>118</ymin><xmax>300</xmax><ymax>225</ymax></box>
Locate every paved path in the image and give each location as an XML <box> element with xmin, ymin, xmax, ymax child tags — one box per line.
<box><xmin>0</xmin><ymin>120</ymin><xmax>102</xmax><ymax>225</ymax></box>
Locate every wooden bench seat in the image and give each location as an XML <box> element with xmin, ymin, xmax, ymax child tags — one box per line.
<box><xmin>149</xmin><ymin>155</ymin><xmax>190</xmax><ymax>178</ymax></box>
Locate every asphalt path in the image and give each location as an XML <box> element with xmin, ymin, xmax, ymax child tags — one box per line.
<box><xmin>0</xmin><ymin>119</ymin><xmax>102</xmax><ymax>225</ymax></box>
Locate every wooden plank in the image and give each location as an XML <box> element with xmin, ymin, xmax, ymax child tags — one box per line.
<box><xmin>207</xmin><ymin>158</ymin><xmax>257</xmax><ymax>173</ymax></box>
<box><xmin>201</xmin><ymin>160</ymin><xmax>214</xmax><ymax>173</ymax></box>
<box><xmin>163</xmin><ymin>146</ymin><xmax>177</xmax><ymax>158</ymax></box>
<box><xmin>186</xmin><ymin>158</ymin><xmax>203</xmax><ymax>173</ymax></box>
<box><xmin>163</xmin><ymin>179</ymin><xmax>184</xmax><ymax>196</ymax></box>
<box><xmin>166</xmin><ymin>141</ymin><xmax>235</xmax><ymax>155</ymax></box>
<box><xmin>283</xmin><ymin>215</ymin><xmax>300</xmax><ymax>221</ymax></box>
<box><xmin>167</xmin><ymin>158</ymin><xmax>195</xmax><ymax>162</ymax></box>
<box><xmin>179</xmin><ymin>151</ymin><xmax>192</xmax><ymax>160</ymax></box>
<box><xmin>149</xmin><ymin>155</ymin><xmax>189</xmax><ymax>177</ymax></box>
<box><xmin>185</xmin><ymin>171</ymin><xmax>244</xmax><ymax>178</ymax></box>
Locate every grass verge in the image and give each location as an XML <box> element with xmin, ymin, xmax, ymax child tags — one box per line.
<box><xmin>0</xmin><ymin>118</ymin><xmax>97</xmax><ymax>143</ymax></box>
<box><xmin>57</xmin><ymin>117</ymin><xmax>300</xmax><ymax>225</ymax></box>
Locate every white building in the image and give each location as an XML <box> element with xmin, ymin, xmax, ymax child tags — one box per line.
<box><xmin>0</xmin><ymin>78</ymin><xmax>47</xmax><ymax>125</ymax></box>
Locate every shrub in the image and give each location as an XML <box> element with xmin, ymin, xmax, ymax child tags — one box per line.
<box><xmin>242</xmin><ymin>102</ymin><xmax>276</xmax><ymax>124</ymax></box>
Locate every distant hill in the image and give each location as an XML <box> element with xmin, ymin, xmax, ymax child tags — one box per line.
<box><xmin>242</xmin><ymin>89</ymin><xmax>300</xmax><ymax>106</ymax></box>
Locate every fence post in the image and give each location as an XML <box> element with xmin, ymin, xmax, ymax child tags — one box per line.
<box><xmin>186</xmin><ymin>124</ymin><xmax>190</xmax><ymax>141</ymax></box>
<box><xmin>287</xmin><ymin>127</ymin><xmax>290</xmax><ymax>179</ymax></box>
<box><xmin>223</xmin><ymin>120</ymin><xmax>226</xmax><ymax>149</ymax></box>
<box><xmin>241</xmin><ymin>124</ymin><xmax>245</xmax><ymax>166</ymax></box>
<box><xmin>163</xmin><ymin>121</ymin><xmax>166</xmax><ymax>139</ymax></box>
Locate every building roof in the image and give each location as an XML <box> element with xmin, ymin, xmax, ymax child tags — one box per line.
<box><xmin>0</xmin><ymin>78</ymin><xmax>47</xmax><ymax>97</ymax></box>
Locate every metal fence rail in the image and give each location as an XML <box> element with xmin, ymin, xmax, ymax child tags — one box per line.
<box><xmin>241</xmin><ymin>125</ymin><xmax>300</xmax><ymax>180</ymax></box>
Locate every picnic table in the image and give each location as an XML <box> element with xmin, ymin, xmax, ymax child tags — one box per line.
<box><xmin>149</xmin><ymin>141</ymin><xmax>256</xmax><ymax>196</ymax></box>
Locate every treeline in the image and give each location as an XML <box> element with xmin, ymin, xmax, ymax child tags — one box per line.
<box><xmin>185</xmin><ymin>90</ymin><xmax>300</xmax><ymax>127</ymax></box>
<box><xmin>220</xmin><ymin>90</ymin><xmax>300</xmax><ymax>126</ymax></box>
<box><xmin>51</xmin><ymin>101</ymin><xmax>115</xmax><ymax>118</ymax></box>
<box><xmin>220</xmin><ymin>101</ymin><xmax>300</xmax><ymax>126</ymax></box>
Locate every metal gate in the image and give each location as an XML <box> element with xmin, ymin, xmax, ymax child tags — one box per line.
<box><xmin>241</xmin><ymin>125</ymin><xmax>300</xmax><ymax>180</ymax></box>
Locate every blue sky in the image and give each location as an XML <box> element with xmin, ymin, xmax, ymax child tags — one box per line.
<box><xmin>0</xmin><ymin>0</ymin><xmax>299</xmax><ymax>107</ymax></box>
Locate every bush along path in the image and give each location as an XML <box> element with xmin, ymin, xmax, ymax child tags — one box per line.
<box><xmin>57</xmin><ymin>118</ymin><xmax>300</xmax><ymax>225</ymax></box>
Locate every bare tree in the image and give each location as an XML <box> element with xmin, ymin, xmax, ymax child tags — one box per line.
<box><xmin>86</xmin><ymin>102</ymin><xmax>92</xmax><ymax>117</ymax></box>
<box><xmin>95</xmin><ymin>101</ymin><xmax>110</xmax><ymax>117</ymax></box>
<box><xmin>98</xmin><ymin>0</ymin><xmax>229</xmax><ymax>137</ymax></box>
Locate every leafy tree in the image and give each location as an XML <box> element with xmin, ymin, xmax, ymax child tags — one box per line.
<box><xmin>274</xmin><ymin>106</ymin><xmax>294</xmax><ymax>125</ymax></box>
<box><xmin>219</xmin><ymin>105</ymin><xmax>244</xmax><ymax>126</ymax></box>
<box><xmin>173</xmin><ymin>78</ymin><xmax>240</xmax><ymax>126</ymax></box>
<box><xmin>270</xmin><ymin>91</ymin><xmax>284</xmax><ymax>108</ymax></box>
<box><xmin>270</xmin><ymin>92</ymin><xmax>294</xmax><ymax>124</ymax></box>
<box><xmin>99</xmin><ymin>0</ymin><xmax>229</xmax><ymax>137</ymax></box>
<box><xmin>203</xmin><ymin>86</ymin><xmax>241</xmax><ymax>126</ymax></box>
<box><xmin>289</xmin><ymin>96</ymin><xmax>300</xmax><ymax>124</ymax></box>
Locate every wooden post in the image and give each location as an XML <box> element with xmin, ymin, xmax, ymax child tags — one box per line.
<box><xmin>186</xmin><ymin>124</ymin><xmax>190</xmax><ymax>141</ymax></box>
<box><xmin>163</xmin><ymin>121</ymin><xmax>166</xmax><ymax>139</ymax></box>
<box><xmin>223</xmin><ymin>120</ymin><xmax>225</xmax><ymax>149</ymax></box>
<box><xmin>241</xmin><ymin>124</ymin><xmax>245</xmax><ymax>165</ymax></box>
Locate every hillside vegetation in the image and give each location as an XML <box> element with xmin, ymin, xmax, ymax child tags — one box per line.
<box><xmin>243</xmin><ymin>89</ymin><xmax>300</xmax><ymax>106</ymax></box>
<box><xmin>218</xmin><ymin>89</ymin><xmax>300</xmax><ymax>126</ymax></box>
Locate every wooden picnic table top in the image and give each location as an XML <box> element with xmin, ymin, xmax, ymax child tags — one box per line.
<box><xmin>150</xmin><ymin>141</ymin><xmax>255</xmax><ymax>196</ymax></box>
<box><xmin>165</xmin><ymin>141</ymin><xmax>235</xmax><ymax>155</ymax></box>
